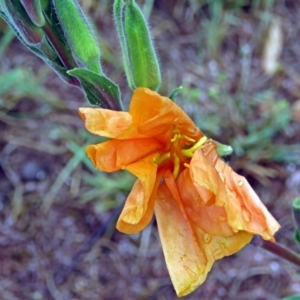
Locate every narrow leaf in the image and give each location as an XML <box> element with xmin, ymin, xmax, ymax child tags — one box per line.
<box><xmin>68</xmin><ymin>68</ymin><xmax>123</xmax><ymax>110</ymax></box>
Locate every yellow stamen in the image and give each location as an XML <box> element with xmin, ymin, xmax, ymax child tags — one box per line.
<box><xmin>173</xmin><ymin>155</ymin><xmax>180</xmax><ymax>179</ymax></box>
<box><xmin>170</xmin><ymin>133</ymin><xmax>179</xmax><ymax>142</ymax></box>
<box><xmin>156</xmin><ymin>152</ymin><xmax>170</xmax><ymax>165</ymax></box>
<box><xmin>184</xmin><ymin>163</ymin><xmax>190</xmax><ymax>168</ymax></box>
<box><xmin>181</xmin><ymin>136</ymin><xmax>208</xmax><ymax>158</ymax></box>
<box><xmin>181</xmin><ymin>135</ymin><xmax>195</xmax><ymax>143</ymax></box>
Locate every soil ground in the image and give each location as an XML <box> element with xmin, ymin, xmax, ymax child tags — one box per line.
<box><xmin>0</xmin><ymin>1</ymin><xmax>300</xmax><ymax>299</ymax></box>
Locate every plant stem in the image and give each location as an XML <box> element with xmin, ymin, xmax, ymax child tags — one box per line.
<box><xmin>252</xmin><ymin>236</ymin><xmax>300</xmax><ymax>267</ymax></box>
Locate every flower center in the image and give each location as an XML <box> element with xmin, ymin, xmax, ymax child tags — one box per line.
<box><xmin>154</xmin><ymin>128</ymin><xmax>207</xmax><ymax>178</ymax></box>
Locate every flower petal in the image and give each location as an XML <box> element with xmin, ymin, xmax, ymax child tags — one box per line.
<box><xmin>177</xmin><ymin>169</ymin><xmax>234</xmax><ymax>236</ymax></box>
<box><xmin>192</xmin><ymin>225</ymin><xmax>253</xmax><ymax>264</ymax></box>
<box><xmin>190</xmin><ymin>145</ymin><xmax>227</xmax><ymax>206</ymax></box>
<box><xmin>79</xmin><ymin>108</ymin><xmax>133</xmax><ymax>138</ymax></box>
<box><xmin>156</xmin><ymin>170</ymin><xmax>253</xmax><ymax>297</ymax></box>
<box><xmin>214</xmin><ymin>153</ymin><xmax>280</xmax><ymax>240</ymax></box>
<box><xmin>86</xmin><ymin>137</ymin><xmax>163</xmax><ymax>172</ymax></box>
<box><xmin>192</xmin><ymin>142</ymin><xmax>280</xmax><ymax>240</ymax></box>
<box><xmin>155</xmin><ymin>182</ymin><xmax>208</xmax><ymax>297</ymax></box>
<box><xmin>130</xmin><ymin>88</ymin><xmax>203</xmax><ymax>139</ymax></box>
<box><xmin>176</xmin><ymin>168</ymin><xmax>253</xmax><ymax>261</ymax></box>
<box><xmin>117</xmin><ymin>155</ymin><xmax>161</xmax><ymax>234</ymax></box>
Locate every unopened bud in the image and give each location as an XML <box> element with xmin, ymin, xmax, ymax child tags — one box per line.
<box><xmin>1</xmin><ymin>0</ymin><xmax>44</xmax><ymax>45</ymax></box>
<box><xmin>53</xmin><ymin>0</ymin><xmax>102</xmax><ymax>74</ymax></box>
<box><xmin>114</xmin><ymin>0</ymin><xmax>161</xmax><ymax>91</ymax></box>
<box><xmin>20</xmin><ymin>0</ymin><xmax>45</xmax><ymax>27</ymax></box>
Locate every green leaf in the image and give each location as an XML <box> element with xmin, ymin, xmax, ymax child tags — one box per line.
<box><xmin>68</xmin><ymin>68</ymin><xmax>123</xmax><ymax>110</ymax></box>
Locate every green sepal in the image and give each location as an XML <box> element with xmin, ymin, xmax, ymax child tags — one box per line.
<box><xmin>169</xmin><ymin>86</ymin><xmax>183</xmax><ymax>101</ymax></box>
<box><xmin>215</xmin><ymin>141</ymin><xmax>233</xmax><ymax>156</ymax></box>
<box><xmin>20</xmin><ymin>0</ymin><xmax>45</xmax><ymax>27</ymax></box>
<box><xmin>1</xmin><ymin>0</ymin><xmax>44</xmax><ymax>45</ymax></box>
<box><xmin>123</xmin><ymin>0</ymin><xmax>161</xmax><ymax>90</ymax></box>
<box><xmin>68</xmin><ymin>68</ymin><xmax>123</xmax><ymax>110</ymax></box>
<box><xmin>53</xmin><ymin>0</ymin><xmax>102</xmax><ymax>74</ymax></box>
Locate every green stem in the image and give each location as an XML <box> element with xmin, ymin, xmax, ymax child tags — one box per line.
<box><xmin>253</xmin><ymin>236</ymin><xmax>300</xmax><ymax>267</ymax></box>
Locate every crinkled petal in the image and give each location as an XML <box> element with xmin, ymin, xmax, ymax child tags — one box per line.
<box><xmin>155</xmin><ymin>182</ymin><xmax>208</xmax><ymax>297</ymax></box>
<box><xmin>130</xmin><ymin>88</ymin><xmax>203</xmax><ymax>139</ymax></box>
<box><xmin>192</xmin><ymin>142</ymin><xmax>280</xmax><ymax>240</ymax></box>
<box><xmin>117</xmin><ymin>155</ymin><xmax>161</xmax><ymax>234</ymax></box>
<box><xmin>192</xmin><ymin>225</ymin><xmax>253</xmax><ymax>265</ymax></box>
<box><xmin>156</xmin><ymin>170</ymin><xmax>253</xmax><ymax>297</ymax></box>
<box><xmin>214</xmin><ymin>153</ymin><xmax>280</xmax><ymax>240</ymax></box>
<box><xmin>190</xmin><ymin>146</ymin><xmax>227</xmax><ymax>206</ymax></box>
<box><xmin>79</xmin><ymin>108</ymin><xmax>134</xmax><ymax>138</ymax></box>
<box><xmin>177</xmin><ymin>169</ymin><xmax>234</xmax><ymax>236</ymax></box>
<box><xmin>86</xmin><ymin>138</ymin><xmax>163</xmax><ymax>172</ymax></box>
<box><xmin>177</xmin><ymin>169</ymin><xmax>253</xmax><ymax>260</ymax></box>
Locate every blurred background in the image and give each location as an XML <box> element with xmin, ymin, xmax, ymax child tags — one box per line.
<box><xmin>0</xmin><ymin>0</ymin><xmax>300</xmax><ymax>299</ymax></box>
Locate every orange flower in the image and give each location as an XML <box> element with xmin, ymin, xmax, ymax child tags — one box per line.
<box><xmin>79</xmin><ymin>87</ymin><xmax>280</xmax><ymax>297</ymax></box>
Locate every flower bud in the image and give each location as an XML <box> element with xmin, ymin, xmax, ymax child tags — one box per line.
<box><xmin>1</xmin><ymin>0</ymin><xmax>44</xmax><ymax>45</ymax></box>
<box><xmin>53</xmin><ymin>0</ymin><xmax>102</xmax><ymax>74</ymax></box>
<box><xmin>114</xmin><ymin>0</ymin><xmax>161</xmax><ymax>91</ymax></box>
<box><xmin>20</xmin><ymin>0</ymin><xmax>45</xmax><ymax>27</ymax></box>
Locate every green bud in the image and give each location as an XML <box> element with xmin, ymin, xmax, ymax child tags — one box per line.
<box><xmin>20</xmin><ymin>0</ymin><xmax>45</xmax><ymax>27</ymax></box>
<box><xmin>68</xmin><ymin>68</ymin><xmax>123</xmax><ymax>110</ymax></box>
<box><xmin>53</xmin><ymin>0</ymin><xmax>102</xmax><ymax>74</ymax></box>
<box><xmin>114</xmin><ymin>0</ymin><xmax>161</xmax><ymax>91</ymax></box>
<box><xmin>114</xmin><ymin>0</ymin><xmax>134</xmax><ymax>88</ymax></box>
<box><xmin>1</xmin><ymin>0</ymin><xmax>44</xmax><ymax>45</ymax></box>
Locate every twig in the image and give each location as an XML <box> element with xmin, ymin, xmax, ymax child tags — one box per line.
<box><xmin>252</xmin><ymin>236</ymin><xmax>300</xmax><ymax>267</ymax></box>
